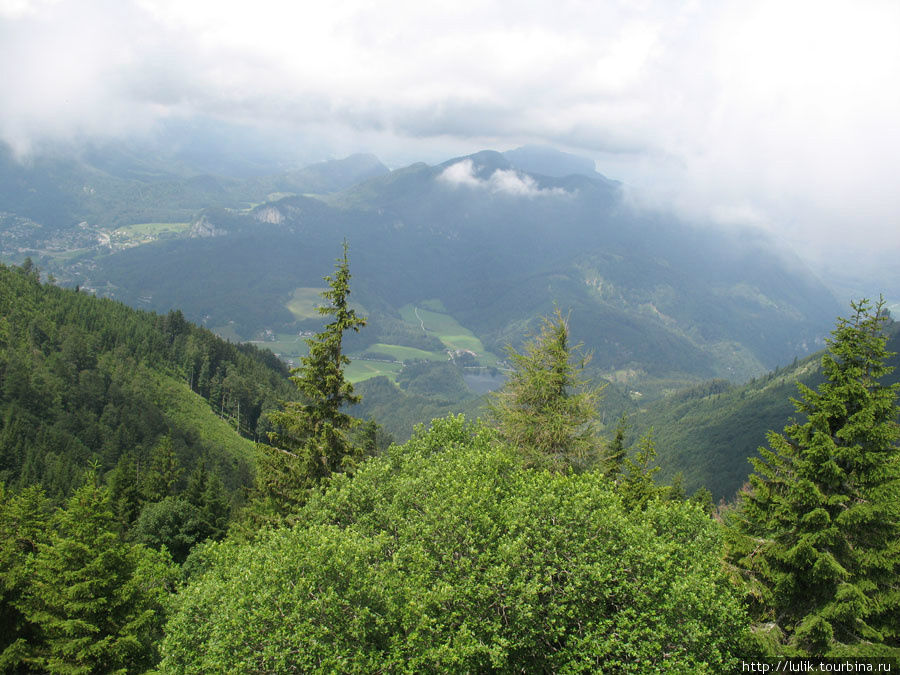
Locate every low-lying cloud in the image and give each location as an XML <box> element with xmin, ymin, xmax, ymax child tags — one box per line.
<box><xmin>439</xmin><ymin>159</ymin><xmax>571</xmax><ymax>198</ymax></box>
<box><xmin>0</xmin><ymin>0</ymin><xmax>898</xmax><ymax>276</ymax></box>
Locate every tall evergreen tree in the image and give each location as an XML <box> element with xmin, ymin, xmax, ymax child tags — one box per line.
<box><xmin>247</xmin><ymin>242</ymin><xmax>368</xmax><ymax>526</ymax></box>
<box><xmin>617</xmin><ymin>430</ymin><xmax>664</xmax><ymax>510</ymax></box>
<box><xmin>141</xmin><ymin>435</ymin><xmax>181</xmax><ymax>502</ymax></box>
<box><xmin>603</xmin><ymin>413</ymin><xmax>629</xmax><ymax>479</ymax></box>
<box><xmin>729</xmin><ymin>298</ymin><xmax>900</xmax><ymax>656</ymax></box>
<box><xmin>19</xmin><ymin>473</ymin><xmax>171</xmax><ymax>673</ymax></box>
<box><xmin>489</xmin><ymin>309</ymin><xmax>602</xmax><ymax>472</ymax></box>
<box><xmin>0</xmin><ymin>484</ymin><xmax>51</xmax><ymax>672</ymax></box>
<box><xmin>107</xmin><ymin>453</ymin><xmax>142</xmax><ymax>530</ymax></box>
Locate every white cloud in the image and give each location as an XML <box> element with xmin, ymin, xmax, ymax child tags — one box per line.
<box><xmin>0</xmin><ymin>0</ymin><xmax>898</xmax><ymax>269</ymax></box>
<box><xmin>438</xmin><ymin>159</ymin><xmax>571</xmax><ymax>197</ymax></box>
<box><xmin>439</xmin><ymin>159</ymin><xmax>482</xmax><ymax>188</ymax></box>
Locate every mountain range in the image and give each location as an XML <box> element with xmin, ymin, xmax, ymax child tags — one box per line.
<box><xmin>0</xmin><ymin>141</ymin><xmax>842</xmax><ymax>404</ymax></box>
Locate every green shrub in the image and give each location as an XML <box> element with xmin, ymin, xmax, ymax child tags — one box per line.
<box><xmin>163</xmin><ymin>416</ymin><xmax>748</xmax><ymax>673</ymax></box>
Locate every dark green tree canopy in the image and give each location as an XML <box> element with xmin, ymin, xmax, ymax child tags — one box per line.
<box><xmin>16</xmin><ymin>474</ymin><xmax>174</xmax><ymax>673</ymax></box>
<box><xmin>729</xmin><ymin>298</ymin><xmax>900</xmax><ymax>657</ymax></box>
<box><xmin>489</xmin><ymin>309</ymin><xmax>602</xmax><ymax>472</ymax></box>
<box><xmin>246</xmin><ymin>242</ymin><xmax>370</xmax><ymax>528</ymax></box>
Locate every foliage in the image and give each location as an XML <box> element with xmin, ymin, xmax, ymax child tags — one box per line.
<box><xmin>16</xmin><ymin>475</ymin><xmax>176</xmax><ymax>673</ymax></box>
<box><xmin>617</xmin><ymin>430</ymin><xmax>664</xmax><ymax>511</ymax></box>
<box><xmin>246</xmin><ymin>243</ymin><xmax>370</xmax><ymax>527</ymax></box>
<box><xmin>0</xmin><ymin>484</ymin><xmax>51</xmax><ymax>672</ymax></box>
<box><xmin>728</xmin><ymin>298</ymin><xmax>900</xmax><ymax>656</ymax></box>
<box><xmin>141</xmin><ymin>435</ymin><xmax>182</xmax><ymax>502</ymax></box>
<box><xmin>603</xmin><ymin>413</ymin><xmax>629</xmax><ymax>478</ymax></box>
<box><xmin>132</xmin><ymin>497</ymin><xmax>207</xmax><ymax>565</ymax></box>
<box><xmin>489</xmin><ymin>309</ymin><xmax>602</xmax><ymax>472</ymax></box>
<box><xmin>0</xmin><ymin>261</ymin><xmax>292</xmax><ymax>502</ymax></box>
<box><xmin>162</xmin><ymin>415</ymin><xmax>748</xmax><ymax>673</ymax></box>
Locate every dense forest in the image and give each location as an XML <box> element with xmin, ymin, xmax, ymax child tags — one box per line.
<box><xmin>1</xmin><ymin>257</ymin><xmax>898</xmax><ymax>672</ymax></box>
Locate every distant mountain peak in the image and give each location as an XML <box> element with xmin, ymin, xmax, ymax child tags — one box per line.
<box><xmin>503</xmin><ymin>145</ymin><xmax>606</xmax><ymax>181</ymax></box>
<box><xmin>438</xmin><ymin>150</ymin><xmax>511</xmax><ymax>179</ymax></box>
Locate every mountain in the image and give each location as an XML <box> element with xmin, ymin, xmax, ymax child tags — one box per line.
<box><xmin>502</xmin><ymin>145</ymin><xmax>606</xmax><ymax>179</ymax></box>
<box><xmin>0</xmin><ymin>143</ymin><xmax>844</xmax><ymax>440</ymax></box>
<box><xmin>623</xmin><ymin>320</ymin><xmax>900</xmax><ymax>501</ymax></box>
<box><xmin>0</xmin><ymin>261</ymin><xmax>296</xmax><ymax>500</ymax></box>
<box><xmin>79</xmin><ymin>151</ymin><xmax>836</xmax><ymax>371</ymax></box>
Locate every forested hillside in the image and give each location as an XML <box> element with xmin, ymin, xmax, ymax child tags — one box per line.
<box><xmin>1</xmin><ymin>142</ymin><xmax>841</xmax><ymax>409</ymax></box>
<box><xmin>0</xmin><ymin>260</ymin><xmax>295</xmax><ymax>501</ymax></box>
<box><xmin>1</xmin><ymin>252</ymin><xmax>898</xmax><ymax>670</ymax></box>
<box><xmin>624</xmin><ymin>322</ymin><xmax>900</xmax><ymax>500</ymax></box>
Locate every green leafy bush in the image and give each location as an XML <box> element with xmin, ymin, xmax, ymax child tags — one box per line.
<box><xmin>163</xmin><ymin>416</ymin><xmax>748</xmax><ymax>673</ymax></box>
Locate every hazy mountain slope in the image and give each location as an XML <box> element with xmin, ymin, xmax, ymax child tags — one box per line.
<box><xmin>502</xmin><ymin>144</ymin><xmax>607</xmax><ymax>179</ymax></box>
<box><xmin>0</xmin><ymin>262</ymin><xmax>297</xmax><ymax>499</ymax></box>
<box><xmin>1</xmin><ymin>144</ymin><xmax>843</xmax><ymax>411</ymax></box>
<box><xmin>626</xmin><ymin>321</ymin><xmax>900</xmax><ymax>501</ymax></box>
<box><xmin>71</xmin><ymin>150</ymin><xmax>840</xmax><ymax>391</ymax></box>
<box><xmin>0</xmin><ymin>142</ymin><xmax>389</xmax><ymax>260</ymax></box>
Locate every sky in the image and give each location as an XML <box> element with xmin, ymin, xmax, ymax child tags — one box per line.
<box><xmin>1</xmin><ymin>0</ymin><xmax>898</xmax><ymax>293</ymax></box>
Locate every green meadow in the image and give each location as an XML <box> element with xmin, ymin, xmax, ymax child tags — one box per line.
<box><xmin>345</xmin><ymin>359</ymin><xmax>403</xmax><ymax>383</ymax></box>
<box><xmin>363</xmin><ymin>343</ymin><xmax>447</xmax><ymax>362</ymax></box>
<box><xmin>399</xmin><ymin>302</ymin><xmax>499</xmax><ymax>365</ymax></box>
<box><xmin>112</xmin><ymin>222</ymin><xmax>191</xmax><ymax>242</ymax></box>
<box><xmin>286</xmin><ymin>287</ymin><xmax>327</xmax><ymax>320</ymax></box>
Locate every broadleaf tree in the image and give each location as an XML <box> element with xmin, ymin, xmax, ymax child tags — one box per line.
<box><xmin>728</xmin><ymin>297</ymin><xmax>900</xmax><ymax>657</ymax></box>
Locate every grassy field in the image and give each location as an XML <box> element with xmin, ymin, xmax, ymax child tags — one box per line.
<box><xmin>112</xmin><ymin>222</ymin><xmax>191</xmax><ymax>240</ymax></box>
<box><xmin>363</xmin><ymin>343</ymin><xmax>447</xmax><ymax>362</ymax></box>
<box><xmin>145</xmin><ymin>369</ymin><xmax>257</xmax><ymax>465</ymax></box>
<box><xmin>212</xmin><ymin>324</ymin><xmax>243</xmax><ymax>343</ymax></box>
<box><xmin>345</xmin><ymin>359</ymin><xmax>403</xmax><ymax>383</ymax></box>
<box><xmin>249</xmin><ymin>333</ymin><xmax>310</xmax><ymax>366</ymax></box>
<box><xmin>285</xmin><ymin>287</ymin><xmax>327</xmax><ymax>320</ymax></box>
<box><xmin>399</xmin><ymin>302</ymin><xmax>500</xmax><ymax>365</ymax></box>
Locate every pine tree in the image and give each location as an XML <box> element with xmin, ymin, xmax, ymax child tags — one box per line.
<box><xmin>107</xmin><ymin>453</ymin><xmax>142</xmax><ymax>530</ymax></box>
<box><xmin>248</xmin><ymin>242</ymin><xmax>368</xmax><ymax>526</ymax></box>
<box><xmin>489</xmin><ymin>309</ymin><xmax>602</xmax><ymax>472</ymax></box>
<box><xmin>729</xmin><ymin>298</ymin><xmax>900</xmax><ymax>656</ymax></box>
<box><xmin>603</xmin><ymin>413</ymin><xmax>629</xmax><ymax>479</ymax></box>
<box><xmin>618</xmin><ymin>430</ymin><xmax>663</xmax><ymax>510</ymax></box>
<box><xmin>141</xmin><ymin>435</ymin><xmax>181</xmax><ymax>502</ymax></box>
<box><xmin>20</xmin><ymin>473</ymin><xmax>169</xmax><ymax>673</ymax></box>
<box><xmin>0</xmin><ymin>484</ymin><xmax>51</xmax><ymax>672</ymax></box>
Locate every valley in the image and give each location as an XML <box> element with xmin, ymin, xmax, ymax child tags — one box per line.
<box><xmin>1</xmin><ymin>144</ymin><xmax>843</xmax><ymax>404</ymax></box>
<box><xmin>1</xmin><ymin>144</ymin><xmax>897</xmax><ymax>668</ymax></box>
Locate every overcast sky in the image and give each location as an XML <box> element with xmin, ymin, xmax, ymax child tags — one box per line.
<box><xmin>1</xmin><ymin>0</ymin><xmax>898</xmax><ymax>286</ymax></box>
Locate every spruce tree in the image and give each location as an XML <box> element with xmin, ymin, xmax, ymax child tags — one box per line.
<box><xmin>141</xmin><ymin>435</ymin><xmax>181</xmax><ymax>502</ymax></box>
<box><xmin>730</xmin><ymin>298</ymin><xmax>900</xmax><ymax>656</ymax></box>
<box><xmin>0</xmin><ymin>484</ymin><xmax>51</xmax><ymax>672</ymax></box>
<box><xmin>603</xmin><ymin>413</ymin><xmax>629</xmax><ymax>479</ymax></box>
<box><xmin>489</xmin><ymin>309</ymin><xmax>601</xmax><ymax>472</ymax></box>
<box><xmin>248</xmin><ymin>242</ymin><xmax>368</xmax><ymax>526</ymax></box>
<box><xmin>20</xmin><ymin>473</ymin><xmax>169</xmax><ymax>673</ymax></box>
<box><xmin>617</xmin><ymin>430</ymin><xmax>663</xmax><ymax>510</ymax></box>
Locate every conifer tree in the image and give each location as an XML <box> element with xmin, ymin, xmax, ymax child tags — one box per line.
<box><xmin>0</xmin><ymin>484</ymin><xmax>51</xmax><ymax>672</ymax></box>
<box><xmin>20</xmin><ymin>473</ymin><xmax>170</xmax><ymax>673</ymax></box>
<box><xmin>603</xmin><ymin>413</ymin><xmax>629</xmax><ymax>479</ymax></box>
<box><xmin>141</xmin><ymin>435</ymin><xmax>181</xmax><ymax>502</ymax></box>
<box><xmin>489</xmin><ymin>309</ymin><xmax>601</xmax><ymax>472</ymax></box>
<box><xmin>248</xmin><ymin>242</ymin><xmax>368</xmax><ymax>526</ymax></box>
<box><xmin>729</xmin><ymin>298</ymin><xmax>900</xmax><ymax>656</ymax></box>
<box><xmin>618</xmin><ymin>430</ymin><xmax>663</xmax><ymax>510</ymax></box>
<box><xmin>107</xmin><ymin>453</ymin><xmax>142</xmax><ymax>530</ymax></box>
